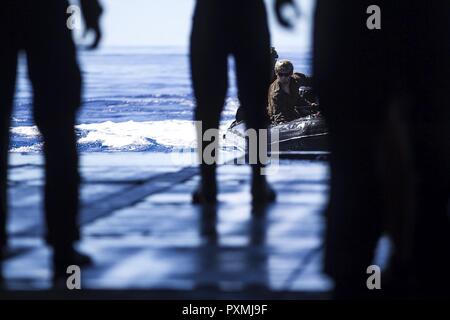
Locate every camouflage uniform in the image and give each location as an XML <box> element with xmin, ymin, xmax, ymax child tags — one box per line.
<box><xmin>267</xmin><ymin>72</ymin><xmax>315</xmax><ymax>124</ymax></box>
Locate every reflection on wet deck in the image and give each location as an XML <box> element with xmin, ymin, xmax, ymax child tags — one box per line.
<box><xmin>1</xmin><ymin>153</ymin><xmax>332</xmax><ymax>298</ymax></box>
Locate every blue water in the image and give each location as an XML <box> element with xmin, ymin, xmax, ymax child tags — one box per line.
<box><xmin>11</xmin><ymin>46</ymin><xmax>311</xmax><ymax>153</ymax></box>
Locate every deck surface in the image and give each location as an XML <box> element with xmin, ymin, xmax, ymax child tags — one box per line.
<box><xmin>1</xmin><ymin>152</ymin><xmax>333</xmax><ymax>299</ymax></box>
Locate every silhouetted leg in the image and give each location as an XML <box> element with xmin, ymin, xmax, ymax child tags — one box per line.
<box><xmin>233</xmin><ymin>0</ymin><xmax>275</xmax><ymax>204</ymax></box>
<box><xmin>190</xmin><ymin>1</ymin><xmax>229</xmax><ymax>203</ymax></box>
<box><xmin>409</xmin><ymin>90</ymin><xmax>450</xmax><ymax>297</ymax></box>
<box><xmin>28</xmin><ymin>66</ymin><xmax>81</xmax><ymax>248</ymax></box>
<box><xmin>0</xmin><ymin>47</ymin><xmax>17</xmax><ymax>250</ymax></box>
<box><xmin>25</xmin><ymin>1</ymin><xmax>90</xmax><ymax>278</ymax></box>
<box><xmin>314</xmin><ymin>1</ymin><xmax>388</xmax><ymax>297</ymax></box>
<box><xmin>408</xmin><ymin>5</ymin><xmax>450</xmax><ymax>296</ymax></box>
<box><xmin>323</xmin><ymin>120</ymin><xmax>385</xmax><ymax>298</ymax></box>
<box><xmin>316</xmin><ymin>62</ymin><xmax>387</xmax><ymax>295</ymax></box>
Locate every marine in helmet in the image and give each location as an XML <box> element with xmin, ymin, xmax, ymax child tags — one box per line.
<box><xmin>267</xmin><ymin>60</ymin><xmax>318</xmax><ymax>124</ymax></box>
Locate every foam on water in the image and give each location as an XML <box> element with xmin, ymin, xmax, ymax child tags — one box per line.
<box><xmin>77</xmin><ymin>120</ymin><xmax>196</xmax><ymax>150</ymax></box>
<box><xmin>11</xmin><ymin>126</ymin><xmax>40</xmax><ymax>137</ymax></box>
<box><xmin>10</xmin><ymin>119</ymin><xmax>235</xmax><ymax>153</ymax></box>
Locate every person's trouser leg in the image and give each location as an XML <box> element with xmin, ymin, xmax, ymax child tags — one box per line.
<box><xmin>314</xmin><ymin>1</ymin><xmax>391</xmax><ymax>297</ymax></box>
<box><xmin>0</xmin><ymin>48</ymin><xmax>18</xmax><ymax>249</ymax></box>
<box><xmin>232</xmin><ymin>0</ymin><xmax>272</xmax><ymax>199</ymax></box>
<box><xmin>190</xmin><ymin>2</ymin><xmax>229</xmax><ymax>200</ymax></box>
<box><xmin>25</xmin><ymin>0</ymin><xmax>81</xmax><ymax>249</ymax></box>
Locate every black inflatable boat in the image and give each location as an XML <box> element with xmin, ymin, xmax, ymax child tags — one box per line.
<box><xmin>224</xmin><ymin>116</ymin><xmax>329</xmax><ymax>152</ymax></box>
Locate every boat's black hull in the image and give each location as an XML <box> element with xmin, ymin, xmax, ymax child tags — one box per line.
<box><xmin>224</xmin><ymin>117</ymin><xmax>329</xmax><ymax>152</ymax></box>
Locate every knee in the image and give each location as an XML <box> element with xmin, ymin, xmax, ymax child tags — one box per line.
<box><xmin>194</xmin><ymin>99</ymin><xmax>223</xmax><ymax>124</ymax></box>
<box><xmin>33</xmin><ymin>63</ymin><xmax>82</xmax><ymax>125</ymax></box>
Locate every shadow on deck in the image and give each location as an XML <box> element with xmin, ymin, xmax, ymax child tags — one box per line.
<box><xmin>1</xmin><ymin>152</ymin><xmax>332</xmax><ymax>299</ymax></box>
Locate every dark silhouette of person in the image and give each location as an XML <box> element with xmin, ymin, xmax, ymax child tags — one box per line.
<box><xmin>274</xmin><ymin>0</ymin><xmax>450</xmax><ymax>298</ymax></box>
<box><xmin>230</xmin><ymin>46</ymin><xmax>279</xmax><ymax>128</ymax></box>
<box><xmin>190</xmin><ymin>0</ymin><xmax>276</xmax><ymax>205</ymax></box>
<box><xmin>310</xmin><ymin>1</ymin><xmax>450</xmax><ymax>298</ymax></box>
<box><xmin>0</xmin><ymin>0</ymin><xmax>102</xmax><ymax>281</ymax></box>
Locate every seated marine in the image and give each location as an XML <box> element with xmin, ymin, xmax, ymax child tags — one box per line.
<box><xmin>267</xmin><ymin>60</ymin><xmax>318</xmax><ymax>124</ymax></box>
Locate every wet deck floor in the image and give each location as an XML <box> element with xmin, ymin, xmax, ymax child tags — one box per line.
<box><xmin>1</xmin><ymin>152</ymin><xmax>334</xmax><ymax>299</ymax></box>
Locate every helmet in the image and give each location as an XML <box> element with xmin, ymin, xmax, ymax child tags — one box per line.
<box><xmin>275</xmin><ymin>60</ymin><xmax>293</xmax><ymax>75</ymax></box>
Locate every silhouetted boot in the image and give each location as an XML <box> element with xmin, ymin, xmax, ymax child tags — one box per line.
<box><xmin>192</xmin><ymin>186</ymin><xmax>217</xmax><ymax>204</ymax></box>
<box><xmin>52</xmin><ymin>245</ymin><xmax>92</xmax><ymax>285</ymax></box>
<box><xmin>251</xmin><ymin>170</ymin><xmax>276</xmax><ymax>206</ymax></box>
<box><xmin>192</xmin><ymin>164</ymin><xmax>217</xmax><ymax>204</ymax></box>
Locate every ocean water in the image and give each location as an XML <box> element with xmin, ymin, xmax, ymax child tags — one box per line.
<box><xmin>10</xmin><ymin>46</ymin><xmax>311</xmax><ymax>153</ymax></box>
